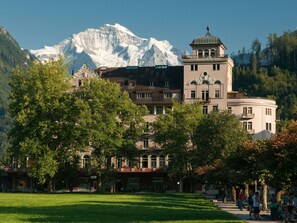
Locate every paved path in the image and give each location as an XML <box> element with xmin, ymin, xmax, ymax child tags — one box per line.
<box><xmin>214</xmin><ymin>201</ymin><xmax>281</xmax><ymax>223</ymax></box>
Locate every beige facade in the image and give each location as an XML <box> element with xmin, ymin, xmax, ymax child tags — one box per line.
<box><xmin>183</xmin><ymin>29</ymin><xmax>277</xmax><ymax>138</ymax></box>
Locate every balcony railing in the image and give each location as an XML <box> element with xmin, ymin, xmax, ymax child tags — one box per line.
<box><xmin>182</xmin><ymin>54</ymin><xmax>229</xmax><ymax>59</ymax></box>
<box><xmin>240</xmin><ymin>113</ymin><xmax>255</xmax><ymax>119</ymax></box>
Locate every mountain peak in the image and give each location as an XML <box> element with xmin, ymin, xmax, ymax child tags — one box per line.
<box><xmin>30</xmin><ymin>24</ymin><xmax>182</xmax><ymax>71</ymax></box>
<box><xmin>104</xmin><ymin>23</ymin><xmax>137</xmax><ymax>37</ymax></box>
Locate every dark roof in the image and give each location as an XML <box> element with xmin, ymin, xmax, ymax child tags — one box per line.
<box><xmin>190</xmin><ymin>29</ymin><xmax>226</xmax><ymax>48</ymax></box>
<box><xmin>97</xmin><ymin>66</ymin><xmax>184</xmax><ymax>90</ymax></box>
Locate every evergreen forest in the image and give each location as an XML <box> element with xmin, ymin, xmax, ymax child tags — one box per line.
<box><xmin>233</xmin><ymin>29</ymin><xmax>297</xmax><ymax>122</ymax></box>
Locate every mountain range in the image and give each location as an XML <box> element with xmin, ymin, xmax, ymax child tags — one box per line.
<box><xmin>30</xmin><ymin>23</ymin><xmax>183</xmax><ymax>72</ymax></box>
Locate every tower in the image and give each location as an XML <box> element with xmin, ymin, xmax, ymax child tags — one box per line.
<box><xmin>182</xmin><ymin>27</ymin><xmax>234</xmax><ymax>113</ymax></box>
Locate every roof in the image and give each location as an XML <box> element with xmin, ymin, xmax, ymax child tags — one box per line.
<box><xmin>190</xmin><ymin>27</ymin><xmax>226</xmax><ymax>49</ymax></box>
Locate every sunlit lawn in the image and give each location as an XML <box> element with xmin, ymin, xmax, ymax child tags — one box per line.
<box><xmin>0</xmin><ymin>193</ymin><xmax>244</xmax><ymax>223</ymax></box>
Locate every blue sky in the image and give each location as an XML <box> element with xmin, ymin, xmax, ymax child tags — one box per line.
<box><xmin>1</xmin><ymin>0</ymin><xmax>297</xmax><ymax>54</ymax></box>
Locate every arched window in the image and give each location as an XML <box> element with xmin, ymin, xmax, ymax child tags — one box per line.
<box><xmin>142</xmin><ymin>155</ymin><xmax>148</xmax><ymax>168</ymax></box>
<box><xmin>190</xmin><ymin>80</ymin><xmax>198</xmax><ymax>85</ymax></box>
<box><xmin>78</xmin><ymin>79</ymin><xmax>82</xmax><ymax>87</ymax></box>
<box><xmin>202</xmin><ymin>80</ymin><xmax>209</xmax><ymax>85</ymax></box>
<box><xmin>151</xmin><ymin>155</ymin><xmax>156</xmax><ymax>168</ymax></box>
<box><xmin>159</xmin><ymin>155</ymin><xmax>165</xmax><ymax>168</ymax></box>
<box><xmin>83</xmin><ymin>155</ymin><xmax>90</xmax><ymax>168</ymax></box>
<box><xmin>214</xmin><ymin>80</ymin><xmax>221</xmax><ymax>85</ymax></box>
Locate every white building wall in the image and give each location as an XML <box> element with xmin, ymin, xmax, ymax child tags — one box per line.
<box><xmin>228</xmin><ymin>98</ymin><xmax>277</xmax><ymax>139</ymax></box>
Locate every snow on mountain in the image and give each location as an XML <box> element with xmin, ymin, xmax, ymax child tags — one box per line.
<box><xmin>30</xmin><ymin>23</ymin><xmax>183</xmax><ymax>72</ymax></box>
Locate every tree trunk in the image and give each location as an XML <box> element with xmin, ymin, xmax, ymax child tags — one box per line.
<box><xmin>261</xmin><ymin>183</ymin><xmax>268</xmax><ymax>211</ymax></box>
<box><xmin>96</xmin><ymin>172</ymin><xmax>103</xmax><ymax>193</ymax></box>
<box><xmin>47</xmin><ymin>178</ymin><xmax>54</xmax><ymax>193</ymax></box>
<box><xmin>179</xmin><ymin>177</ymin><xmax>183</xmax><ymax>193</ymax></box>
<box><xmin>231</xmin><ymin>186</ymin><xmax>236</xmax><ymax>203</ymax></box>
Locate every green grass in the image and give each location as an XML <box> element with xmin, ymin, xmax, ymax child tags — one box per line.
<box><xmin>0</xmin><ymin>193</ymin><xmax>244</xmax><ymax>223</ymax></box>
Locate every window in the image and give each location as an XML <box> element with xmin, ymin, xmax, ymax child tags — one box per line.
<box><xmin>136</xmin><ymin>93</ymin><xmax>152</xmax><ymax>98</ymax></box>
<box><xmin>191</xmin><ymin>90</ymin><xmax>196</xmax><ymax>99</ymax></box>
<box><xmin>159</xmin><ymin>155</ymin><xmax>165</xmax><ymax>168</ymax></box>
<box><xmin>248</xmin><ymin>122</ymin><xmax>253</xmax><ymax>130</ymax></box>
<box><xmin>83</xmin><ymin>155</ymin><xmax>90</xmax><ymax>168</ymax></box>
<box><xmin>214</xmin><ymin>80</ymin><xmax>221</xmax><ymax>84</ymax></box>
<box><xmin>156</xmin><ymin>106</ymin><xmax>163</xmax><ymax>114</ymax></box>
<box><xmin>190</xmin><ymin>80</ymin><xmax>198</xmax><ymax>85</ymax></box>
<box><xmin>243</xmin><ymin>122</ymin><xmax>253</xmax><ymax>130</ymax></box>
<box><xmin>198</xmin><ymin>50</ymin><xmax>203</xmax><ymax>58</ymax></box>
<box><xmin>129</xmin><ymin>82</ymin><xmax>135</xmax><ymax>87</ymax></box>
<box><xmin>266</xmin><ymin>123</ymin><xmax>272</xmax><ymax>131</ymax></box>
<box><xmin>202</xmin><ymin>90</ymin><xmax>209</xmax><ymax>101</ymax></box>
<box><xmin>142</xmin><ymin>155</ymin><xmax>148</xmax><ymax>168</ymax></box>
<box><xmin>164</xmin><ymin>93</ymin><xmax>172</xmax><ymax>98</ymax></box>
<box><xmin>149</xmin><ymin>81</ymin><xmax>155</xmax><ymax>87</ymax></box>
<box><xmin>143</xmin><ymin>138</ymin><xmax>149</xmax><ymax>148</ymax></box>
<box><xmin>215</xmin><ymin>90</ymin><xmax>220</xmax><ymax>98</ymax></box>
<box><xmin>204</xmin><ymin>50</ymin><xmax>209</xmax><ymax>57</ymax></box>
<box><xmin>117</xmin><ymin>157</ymin><xmax>122</xmax><ymax>168</ymax></box>
<box><xmin>202</xmin><ymin>80</ymin><xmax>209</xmax><ymax>85</ymax></box>
<box><xmin>147</xmin><ymin>106</ymin><xmax>154</xmax><ymax>115</ymax></box>
<box><xmin>78</xmin><ymin>79</ymin><xmax>82</xmax><ymax>87</ymax></box>
<box><xmin>228</xmin><ymin>107</ymin><xmax>232</xmax><ymax>113</ymax></box>
<box><xmin>213</xmin><ymin>64</ymin><xmax>220</xmax><ymax>70</ymax></box>
<box><xmin>211</xmin><ymin>49</ymin><xmax>215</xmax><ymax>57</ymax></box>
<box><xmin>266</xmin><ymin>108</ymin><xmax>272</xmax><ymax>115</ymax></box>
<box><xmin>213</xmin><ymin>105</ymin><xmax>218</xmax><ymax>112</ymax></box>
<box><xmin>190</xmin><ymin>64</ymin><xmax>198</xmax><ymax>71</ymax></box>
<box><xmin>164</xmin><ymin>81</ymin><xmax>170</xmax><ymax>87</ymax></box>
<box><xmin>243</xmin><ymin>107</ymin><xmax>253</xmax><ymax>116</ymax></box>
<box><xmin>151</xmin><ymin>155</ymin><xmax>157</xmax><ymax>168</ymax></box>
<box><xmin>203</xmin><ymin>106</ymin><xmax>208</xmax><ymax>114</ymax></box>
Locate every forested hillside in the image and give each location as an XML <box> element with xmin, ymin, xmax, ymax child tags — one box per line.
<box><xmin>233</xmin><ymin>30</ymin><xmax>297</xmax><ymax>121</ymax></box>
<box><xmin>0</xmin><ymin>27</ymin><xmax>34</xmax><ymax>157</ymax></box>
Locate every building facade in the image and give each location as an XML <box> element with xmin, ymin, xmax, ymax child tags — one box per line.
<box><xmin>1</xmin><ymin>29</ymin><xmax>277</xmax><ymax>192</ymax></box>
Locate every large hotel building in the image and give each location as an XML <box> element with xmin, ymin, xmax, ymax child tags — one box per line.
<box><xmin>2</xmin><ymin>29</ymin><xmax>277</xmax><ymax>192</ymax></box>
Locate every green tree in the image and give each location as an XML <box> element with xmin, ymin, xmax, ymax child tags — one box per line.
<box><xmin>154</xmin><ymin>101</ymin><xmax>202</xmax><ymax>192</ymax></box>
<box><xmin>193</xmin><ymin>111</ymin><xmax>248</xmax><ymax>188</ymax></box>
<box><xmin>73</xmin><ymin>78</ymin><xmax>146</xmax><ymax>192</ymax></box>
<box><xmin>8</xmin><ymin>58</ymin><xmax>78</xmax><ymax>191</ymax></box>
<box><xmin>265</xmin><ymin>120</ymin><xmax>297</xmax><ymax>191</ymax></box>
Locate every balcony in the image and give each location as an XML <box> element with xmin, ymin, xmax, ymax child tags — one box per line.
<box><xmin>247</xmin><ymin>129</ymin><xmax>255</xmax><ymax>134</ymax></box>
<box><xmin>240</xmin><ymin>113</ymin><xmax>255</xmax><ymax>119</ymax></box>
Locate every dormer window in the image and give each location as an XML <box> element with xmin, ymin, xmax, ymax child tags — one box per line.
<box><xmin>211</xmin><ymin>49</ymin><xmax>215</xmax><ymax>57</ymax></box>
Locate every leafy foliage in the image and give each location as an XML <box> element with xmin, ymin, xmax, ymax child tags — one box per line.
<box><xmin>154</xmin><ymin>101</ymin><xmax>203</xmax><ymax>191</ymax></box>
<box><xmin>73</xmin><ymin>78</ymin><xmax>146</xmax><ymax>190</ymax></box>
<box><xmin>8</xmin><ymin>58</ymin><xmax>77</xmax><ymax>186</ymax></box>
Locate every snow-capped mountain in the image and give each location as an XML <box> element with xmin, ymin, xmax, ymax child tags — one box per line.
<box><xmin>30</xmin><ymin>23</ymin><xmax>183</xmax><ymax>72</ymax></box>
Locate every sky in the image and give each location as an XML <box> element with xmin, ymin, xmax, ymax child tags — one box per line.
<box><xmin>1</xmin><ymin>0</ymin><xmax>297</xmax><ymax>55</ymax></box>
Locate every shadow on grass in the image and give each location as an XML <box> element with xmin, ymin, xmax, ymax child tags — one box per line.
<box><xmin>0</xmin><ymin>193</ymin><xmax>244</xmax><ymax>223</ymax></box>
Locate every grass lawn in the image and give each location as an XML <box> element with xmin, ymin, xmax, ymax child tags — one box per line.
<box><xmin>0</xmin><ymin>193</ymin><xmax>244</xmax><ymax>223</ymax></box>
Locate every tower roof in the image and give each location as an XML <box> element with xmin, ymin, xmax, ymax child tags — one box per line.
<box><xmin>190</xmin><ymin>26</ymin><xmax>226</xmax><ymax>49</ymax></box>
